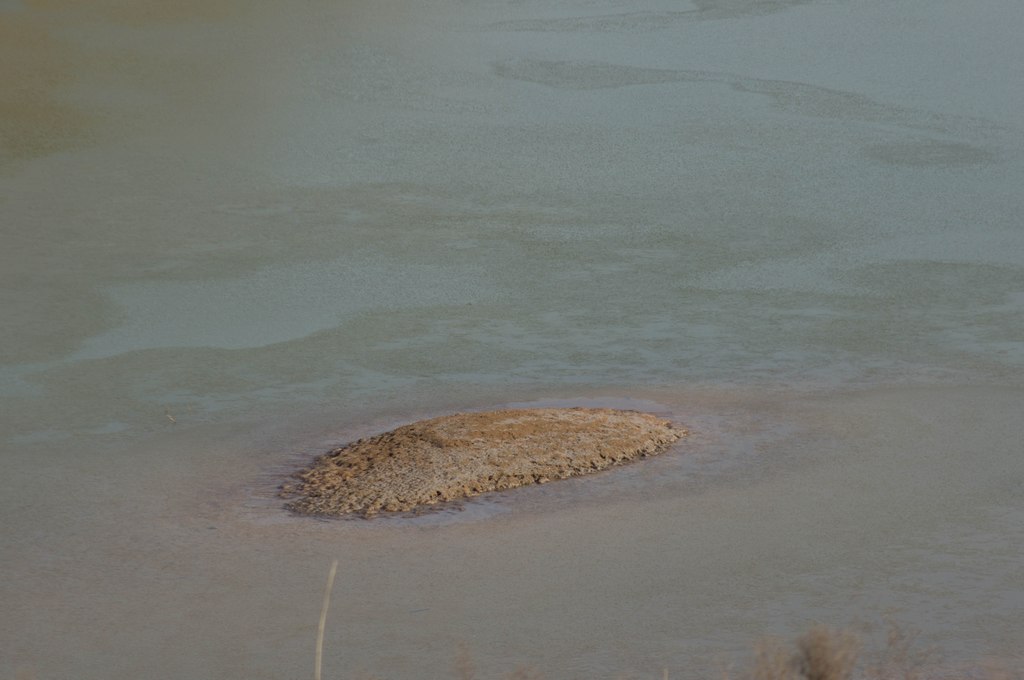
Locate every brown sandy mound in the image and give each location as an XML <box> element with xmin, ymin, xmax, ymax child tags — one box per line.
<box><xmin>282</xmin><ymin>408</ymin><xmax>685</xmax><ymax>517</ymax></box>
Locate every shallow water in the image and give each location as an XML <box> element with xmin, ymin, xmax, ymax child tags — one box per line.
<box><xmin>2</xmin><ymin>0</ymin><xmax>1023</xmax><ymax>678</ymax></box>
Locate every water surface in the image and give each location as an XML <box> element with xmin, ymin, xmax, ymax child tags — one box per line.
<box><xmin>2</xmin><ymin>0</ymin><xmax>1023</xmax><ymax>678</ymax></box>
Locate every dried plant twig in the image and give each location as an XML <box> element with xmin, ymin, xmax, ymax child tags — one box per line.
<box><xmin>315</xmin><ymin>560</ymin><xmax>339</xmax><ymax>680</ymax></box>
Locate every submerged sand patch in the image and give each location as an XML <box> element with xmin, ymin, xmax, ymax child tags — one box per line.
<box><xmin>283</xmin><ymin>408</ymin><xmax>685</xmax><ymax>517</ymax></box>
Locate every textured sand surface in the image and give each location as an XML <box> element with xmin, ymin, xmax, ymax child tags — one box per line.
<box><xmin>283</xmin><ymin>408</ymin><xmax>685</xmax><ymax>517</ymax></box>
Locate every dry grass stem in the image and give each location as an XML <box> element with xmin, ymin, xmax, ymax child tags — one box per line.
<box><xmin>752</xmin><ymin>636</ymin><xmax>799</xmax><ymax>680</ymax></box>
<box><xmin>865</xmin><ymin>619</ymin><xmax>938</xmax><ymax>680</ymax></box>
<box><xmin>314</xmin><ymin>559</ymin><xmax>339</xmax><ymax>680</ymax></box>
<box><xmin>455</xmin><ymin>642</ymin><xmax>476</xmax><ymax>680</ymax></box>
<box><xmin>749</xmin><ymin>627</ymin><xmax>860</xmax><ymax>680</ymax></box>
<box><xmin>794</xmin><ymin>626</ymin><xmax>860</xmax><ymax>680</ymax></box>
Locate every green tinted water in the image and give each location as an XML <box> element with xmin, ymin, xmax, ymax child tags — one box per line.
<box><xmin>2</xmin><ymin>0</ymin><xmax>1023</xmax><ymax>677</ymax></box>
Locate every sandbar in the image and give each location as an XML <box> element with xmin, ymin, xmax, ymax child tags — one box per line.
<box><xmin>282</xmin><ymin>407</ymin><xmax>685</xmax><ymax>517</ymax></box>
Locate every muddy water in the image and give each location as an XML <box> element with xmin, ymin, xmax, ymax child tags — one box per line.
<box><xmin>2</xmin><ymin>0</ymin><xmax>1023</xmax><ymax>678</ymax></box>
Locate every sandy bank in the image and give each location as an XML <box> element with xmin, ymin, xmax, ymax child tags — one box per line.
<box><xmin>282</xmin><ymin>407</ymin><xmax>685</xmax><ymax>517</ymax></box>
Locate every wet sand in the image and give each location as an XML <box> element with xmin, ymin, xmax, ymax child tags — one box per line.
<box><xmin>4</xmin><ymin>386</ymin><xmax>1024</xmax><ymax>679</ymax></box>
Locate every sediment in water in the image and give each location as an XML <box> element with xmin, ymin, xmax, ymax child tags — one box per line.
<box><xmin>282</xmin><ymin>407</ymin><xmax>685</xmax><ymax>517</ymax></box>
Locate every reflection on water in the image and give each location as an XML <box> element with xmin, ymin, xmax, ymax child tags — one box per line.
<box><xmin>2</xmin><ymin>0</ymin><xmax>1023</xmax><ymax>677</ymax></box>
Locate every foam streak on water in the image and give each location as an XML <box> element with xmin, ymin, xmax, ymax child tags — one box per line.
<box><xmin>2</xmin><ymin>0</ymin><xmax>1023</xmax><ymax>678</ymax></box>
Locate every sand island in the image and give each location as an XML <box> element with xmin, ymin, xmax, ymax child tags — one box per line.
<box><xmin>282</xmin><ymin>407</ymin><xmax>685</xmax><ymax>517</ymax></box>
